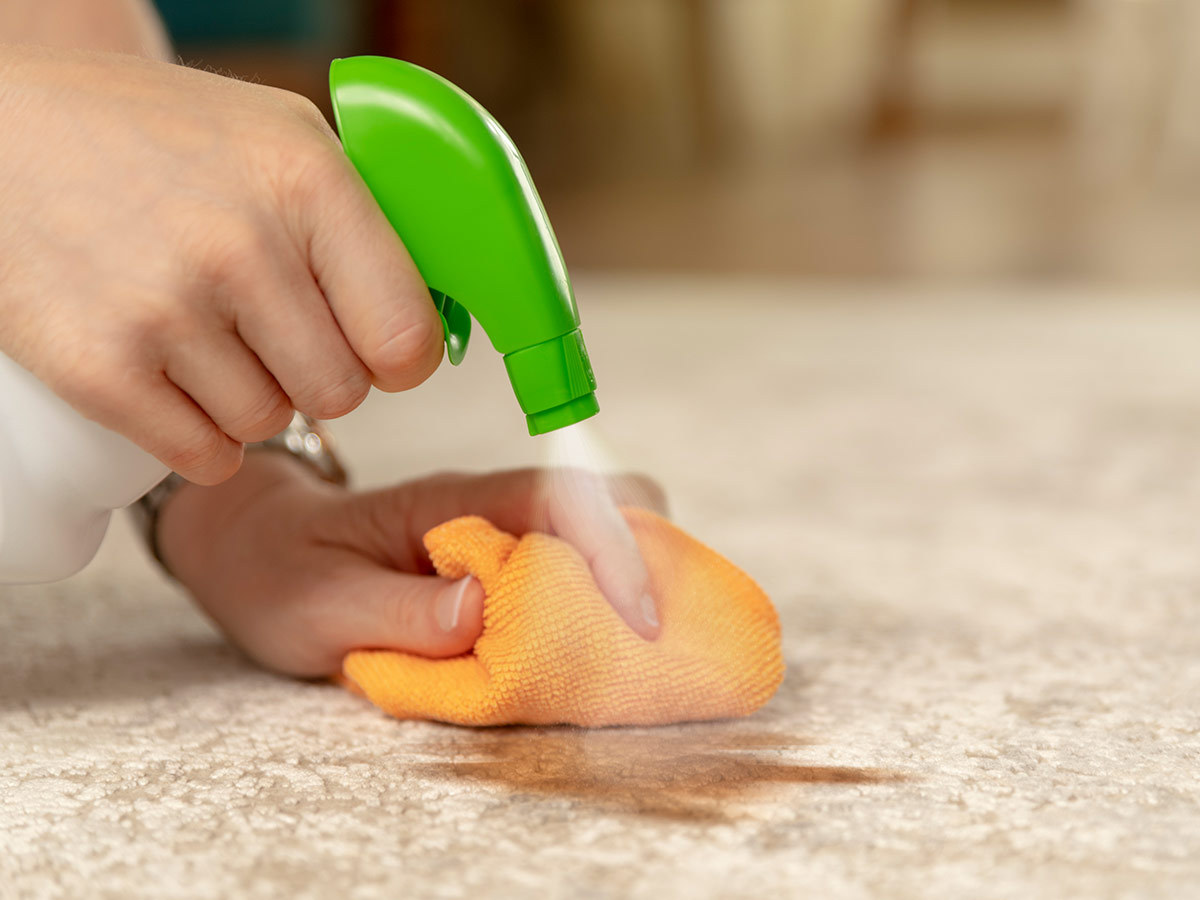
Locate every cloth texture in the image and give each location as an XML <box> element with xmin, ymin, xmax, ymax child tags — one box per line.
<box><xmin>342</xmin><ymin>508</ymin><xmax>784</xmax><ymax>726</ymax></box>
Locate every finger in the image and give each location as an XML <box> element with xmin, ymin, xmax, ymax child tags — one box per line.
<box><xmin>65</xmin><ymin>366</ymin><xmax>243</xmax><ymax>485</ymax></box>
<box><xmin>544</xmin><ymin>467</ymin><xmax>659</xmax><ymax>639</ymax></box>
<box><xmin>318</xmin><ymin>562</ymin><xmax>485</xmax><ymax>659</ymax></box>
<box><xmin>228</xmin><ymin>241</ymin><xmax>374</xmax><ymax>421</ymax></box>
<box><xmin>295</xmin><ymin>152</ymin><xmax>444</xmax><ymax>392</ymax></box>
<box><xmin>164</xmin><ymin>328</ymin><xmax>294</xmax><ymax>443</ymax></box>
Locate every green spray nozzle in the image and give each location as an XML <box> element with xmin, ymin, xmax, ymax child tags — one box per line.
<box><xmin>329</xmin><ymin>56</ymin><xmax>598</xmax><ymax>436</ymax></box>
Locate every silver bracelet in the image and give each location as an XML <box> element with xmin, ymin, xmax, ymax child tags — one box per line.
<box><xmin>130</xmin><ymin>412</ymin><xmax>348</xmax><ymax>575</ymax></box>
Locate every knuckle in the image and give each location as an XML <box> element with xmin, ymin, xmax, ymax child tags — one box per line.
<box><xmin>223</xmin><ymin>385</ymin><xmax>294</xmax><ymax>443</ymax></box>
<box><xmin>367</xmin><ymin>312</ymin><xmax>442</xmax><ymax>387</ymax></box>
<box><xmin>279</xmin><ymin>89</ymin><xmax>330</xmax><ymax>131</ymax></box>
<box><xmin>394</xmin><ymin>596</ymin><xmax>427</xmax><ymax>637</ymax></box>
<box><xmin>124</xmin><ymin>305</ymin><xmax>175</xmax><ymax>347</ymax></box>
<box><xmin>197</xmin><ymin>217</ymin><xmax>272</xmax><ymax>287</ymax></box>
<box><xmin>161</xmin><ymin>424</ymin><xmax>238</xmax><ymax>482</ymax></box>
<box><xmin>293</xmin><ymin>365</ymin><xmax>371</xmax><ymax>419</ymax></box>
<box><xmin>275</xmin><ymin>137</ymin><xmax>348</xmax><ymax>208</ymax></box>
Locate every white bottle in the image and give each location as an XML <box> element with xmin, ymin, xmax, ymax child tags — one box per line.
<box><xmin>0</xmin><ymin>352</ymin><xmax>168</xmax><ymax>583</ymax></box>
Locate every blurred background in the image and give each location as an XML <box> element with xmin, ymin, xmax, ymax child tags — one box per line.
<box><xmin>156</xmin><ymin>0</ymin><xmax>1200</xmax><ymax>285</ymax></box>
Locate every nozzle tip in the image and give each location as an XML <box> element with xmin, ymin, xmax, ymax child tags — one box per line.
<box><xmin>526</xmin><ymin>392</ymin><xmax>599</xmax><ymax>436</ymax></box>
<box><xmin>504</xmin><ymin>329</ymin><xmax>598</xmax><ymax>436</ymax></box>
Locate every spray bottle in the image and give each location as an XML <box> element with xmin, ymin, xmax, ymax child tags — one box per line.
<box><xmin>0</xmin><ymin>56</ymin><xmax>598</xmax><ymax>585</ymax></box>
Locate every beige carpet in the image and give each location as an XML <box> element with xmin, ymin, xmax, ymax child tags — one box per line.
<box><xmin>3</xmin><ymin>278</ymin><xmax>1199</xmax><ymax>899</ymax></box>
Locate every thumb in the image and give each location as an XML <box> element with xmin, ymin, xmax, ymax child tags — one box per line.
<box><xmin>330</xmin><ymin>564</ymin><xmax>485</xmax><ymax>659</ymax></box>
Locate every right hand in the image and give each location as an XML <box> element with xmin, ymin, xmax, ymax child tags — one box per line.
<box><xmin>0</xmin><ymin>47</ymin><xmax>444</xmax><ymax>484</ymax></box>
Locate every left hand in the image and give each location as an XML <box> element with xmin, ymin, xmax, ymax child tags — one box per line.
<box><xmin>156</xmin><ymin>452</ymin><xmax>667</xmax><ymax>677</ymax></box>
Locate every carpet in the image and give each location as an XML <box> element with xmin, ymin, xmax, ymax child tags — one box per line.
<box><xmin>3</xmin><ymin>278</ymin><xmax>1198</xmax><ymax>898</ymax></box>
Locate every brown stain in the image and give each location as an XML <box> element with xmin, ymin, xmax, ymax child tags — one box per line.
<box><xmin>407</xmin><ymin>725</ymin><xmax>905</xmax><ymax>823</ymax></box>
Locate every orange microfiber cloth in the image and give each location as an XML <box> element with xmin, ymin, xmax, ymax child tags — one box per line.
<box><xmin>342</xmin><ymin>508</ymin><xmax>784</xmax><ymax>727</ymax></box>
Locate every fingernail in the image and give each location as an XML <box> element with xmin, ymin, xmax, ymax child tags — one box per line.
<box><xmin>437</xmin><ymin>576</ymin><xmax>472</xmax><ymax>632</ymax></box>
<box><xmin>640</xmin><ymin>593</ymin><xmax>659</xmax><ymax>629</ymax></box>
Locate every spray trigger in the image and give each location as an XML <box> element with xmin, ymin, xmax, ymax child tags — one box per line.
<box><xmin>431</xmin><ymin>289</ymin><xmax>471</xmax><ymax>366</ymax></box>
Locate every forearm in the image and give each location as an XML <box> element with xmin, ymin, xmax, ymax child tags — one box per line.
<box><xmin>0</xmin><ymin>0</ymin><xmax>171</xmax><ymax>60</ymax></box>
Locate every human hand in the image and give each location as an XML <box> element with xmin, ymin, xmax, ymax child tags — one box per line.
<box><xmin>156</xmin><ymin>454</ymin><xmax>667</xmax><ymax>677</ymax></box>
<box><xmin>0</xmin><ymin>47</ymin><xmax>443</xmax><ymax>485</ymax></box>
